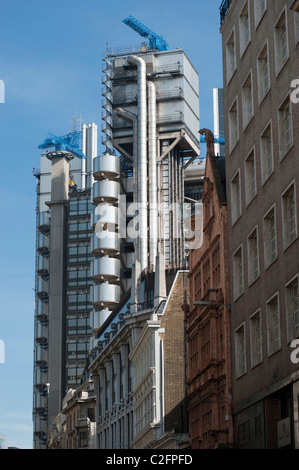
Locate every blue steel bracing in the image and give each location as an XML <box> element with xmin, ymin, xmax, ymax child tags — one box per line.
<box><xmin>122</xmin><ymin>15</ymin><xmax>169</xmax><ymax>51</ymax></box>
<box><xmin>38</xmin><ymin>131</ymin><xmax>86</xmax><ymax>159</ymax></box>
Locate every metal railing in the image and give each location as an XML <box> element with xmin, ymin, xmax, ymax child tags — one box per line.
<box><xmin>220</xmin><ymin>0</ymin><xmax>233</xmax><ymax>25</ymax></box>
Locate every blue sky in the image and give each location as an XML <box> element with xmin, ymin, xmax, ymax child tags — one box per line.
<box><xmin>0</xmin><ymin>0</ymin><xmax>223</xmax><ymax>448</ymax></box>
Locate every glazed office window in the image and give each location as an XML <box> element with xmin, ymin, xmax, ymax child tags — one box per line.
<box><xmin>278</xmin><ymin>95</ymin><xmax>293</xmax><ymax>160</ymax></box>
<box><xmin>235</xmin><ymin>323</ymin><xmax>246</xmax><ymax>377</ymax></box>
<box><xmin>244</xmin><ymin>148</ymin><xmax>257</xmax><ymax>206</ymax></box>
<box><xmin>266</xmin><ymin>293</ymin><xmax>281</xmax><ymax>356</ymax></box>
<box><xmin>286</xmin><ymin>275</ymin><xmax>299</xmax><ymax>342</ymax></box>
<box><xmin>274</xmin><ymin>8</ymin><xmax>289</xmax><ymax>75</ymax></box>
<box><xmin>247</xmin><ymin>226</ymin><xmax>260</xmax><ymax>285</ymax></box>
<box><xmin>263</xmin><ymin>205</ymin><xmax>278</xmax><ymax>268</ymax></box>
<box><xmin>250</xmin><ymin>310</ymin><xmax>263</xmax><ymax>367</ymax></box>
<box><xmin>282</xmin><ymin>181</ymin><xmax>297</xmax><ymax>249</ymax></box>
<box><xmin>228</xmin><ymin>98</ymin><xmax>239</xmax><ymax>152</ymax></box>
<box><xmin>242</xmin><ymin>71</ymin><xmax>254</xmax><ymax>129</ymax></box>
<box><xmin>226</xmin><ymin>28</ymin><xmax>237</xmax><ymax>83</ymax></box>
<box><xmin>294</xmin><ymin>9</ymin><xmax>299</xmax><ymax>43</ymax></box>
<box><xmin>239</xmin><ymin>1</ymin><xmax>251</xmax><ymax>57</ymax></box>
<box><xmin>230</xmin><ymin>169</ymin><xmax>242</xmax><ymax>225</ymax></box>
<box><xmin>233</xmin><ymin>245</ymin><xmax>244</xmax><ymax>300</ymax></box>
<box><xmin>254</xmin><ymin>0</ymin><xmax>267</xmax><ymax>28</ymax></box>
<box><xmin>260</xmin><ymin>122</ymin><xmax>274</xmax><ymax>184</ymax></box>
<box><xmin>257</xmin><ymin>42</ymin><xmax>270</xmax><ymax>103</ymax></box>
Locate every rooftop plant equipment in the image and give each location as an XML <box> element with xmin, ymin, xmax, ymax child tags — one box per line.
<box><xmin>38</xmin><ymin>131</ymin><xmax>86</xmax><ymax>159</ymax></box>
<box><xmin>122</xmin><ymin>15</ymin><xmax>169</xmax><ymax>51</ymax></box>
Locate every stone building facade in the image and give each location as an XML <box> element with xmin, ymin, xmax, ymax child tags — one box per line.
<box><xmin>220</xmin><ymin>0</ymin><xmax>299</xmax><ymax>448</ymax></box>
<box><xmin>186</xmin><ymin>133</ymin><xmax>233</xmax><ymax>449</ymax></box>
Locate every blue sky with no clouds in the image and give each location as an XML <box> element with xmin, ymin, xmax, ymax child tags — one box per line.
<box><xmin>0</xmin><ymin>0</ymin><xmax>223</xmax><ymax>448</ymax></box>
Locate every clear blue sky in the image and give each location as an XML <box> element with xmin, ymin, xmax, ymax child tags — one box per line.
<box><xmin>0</xmin><ymin>0</ymin><xmax>223</xmax><ymax>449</ymax></box>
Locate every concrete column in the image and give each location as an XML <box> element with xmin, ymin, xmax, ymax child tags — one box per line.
<box><xmin>46</xmin><ymin>152</ymin><xmax>73</xmax><ymax>430</ymax></box>
<box><xmin>105</xmin><ymin>360</ymin><xmax>113</xmax><ymax>412</ymax></box>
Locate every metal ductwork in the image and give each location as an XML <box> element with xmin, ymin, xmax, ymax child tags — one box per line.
<box><xmin>148</xmin><ymin>81</ymin><xmax>158</xmax><ymax>269</ymax></box>
<box><xmin>127</xmin><ymin>56</ymin><xmax>148</xmax><ymax>272</ymax></box>
<box><xmin>92</xmin><ymin>152</ymin><xmax>121</xmax><ymax>328</ymax></box>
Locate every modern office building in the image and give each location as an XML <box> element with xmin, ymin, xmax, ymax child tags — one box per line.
<box><xmin>87</xmin><ymin>41</ymin><xmax>202</xmax><ymax>449</ymax></box>
<box><xmin>220</xmin><ymin>0</ymin><xmax>299</xmax><ymax>448</ymax></box>
<box><xmin>33</xmin><ymin>124</ymin><xmax>97</xmax><ymax>449</ymax></box>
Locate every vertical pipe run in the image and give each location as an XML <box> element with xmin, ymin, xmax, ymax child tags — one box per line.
<box><xmin>81</xmin><ymin>124</ymin><xmax>86</xmax><ymax>189</ymax></box>
<box><xmin>147</xmin><ymin>82</ymin><xmax>158</xmax><ymax>269</ymax></box>
<box><xmin>128</xmin><ymin>56</ymin><xmax>148</xmax><ymax>272</ymax></box>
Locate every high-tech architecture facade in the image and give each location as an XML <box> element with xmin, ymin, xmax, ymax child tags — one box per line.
<box><xmin>33</xmin><ymin>124</ymin><xmax>97</xmax><ymax>449</ymax></box>
<box><xmin>33</xmin><ymin>32</ymin><xmax>205</xmax><ymax>448</ymax></box>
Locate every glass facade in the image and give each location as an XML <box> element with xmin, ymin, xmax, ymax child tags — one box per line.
<box><xmin>66</xmin><ymin>190</ymin><xmax>94</xmax><ymax>388</ymax></box>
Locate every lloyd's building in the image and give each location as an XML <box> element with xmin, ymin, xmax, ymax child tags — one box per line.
<box><xmin>33</xmin><ymin>16</ymin><xmax>205</xmax><ymax>449</ymax></box>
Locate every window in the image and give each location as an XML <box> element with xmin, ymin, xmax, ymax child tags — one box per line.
<box><xmin>263</xmin><ymin>205</ymin><xmax>277</xmax><ymax>268</ymax></box>
<box><xmin>231</xmin><ymin>170</ymin><xmax>242</xmax><ymax>224</ymax></box>
<box><xmin>247</xmin><ymin>227</ymin><xmax>259</xmax><ymax>285</ymax></box>
<box><xmin>226</xmin><ymin>28</ymin><xmax>236</xmax><ymax>83</ymax></box>
<box><xmin>242</xmin><ymin>71</ymin><xmax>254</xmax><ymax>128</ymax></box>
<box><xmin>294</xmin><ymin>9</ymin><xmax>299</xmax><ymax>43</ymax></box>
<box><xmin>239</xmin><ymin>1</ymin><xmax>251</xmax><ymax>56</ymax></box>
<box><xmin>274</xmin><ymin>8</ymin><xmax>289</xmax><ymax>75</ymax></box>
<box><xmin>235</xmin><ymin>323</ymin><xmax>246</xmax><ymax>377</ymax></box>
<box><xmin>257</xmin><ymin>42</ymin><xmax>270</xmax><ymax>103</ymax></box>
<box><xmin>233</xmin><ymin>245</ymin><xmax>244</xmax><ymax>300</ymax></box>
<box><xmin>212</xmin><ymin>245</ymin><xmax>220</xmax><ymax>288</ymax></box>
<box><xmin>282</xmin><ymin>181</ymin><xmax>297</xmax><ymax>249</ymax></box>
<box><xmin>266</xmin><ymin>293</ymin><xmax>281</xmax><ymax>356</ymax></box>
<box><xmin>250</xmin><ymin>310</ymin><xmax>263</xmax><ymax>367</ymax></box>
<box><xmin>229</xmin><ymin>98</ymin><xmax>239</xmax><ymax>152</ymax></box>
<box><xmin>244</xmin><ymin>148</ymin><xmax>257</xmax><ymax>205</ymax></box>
<box><xmin>278</xmin><ymin>95</ymin><xmax>293</xmax><ymax>160</ymax></box>
<box><xmin>254</xmin><ymin>0</ymin><xmax>267</xmax><ymax>28</ymax></box>
<box><xmin>286</xmin><ymin>275</ymin><xmax>299</xmax><ymax>342</ymax></box>
<box><xmin>260</xmin><ymin>122</ymin><xmax>274</xmax><ymax>184</ymax></box>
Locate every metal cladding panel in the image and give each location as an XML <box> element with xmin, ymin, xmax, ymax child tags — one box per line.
<box><xmin>110</xmin><ymin>48</ymin><xmax>200</xmax><ymax>143</ymax></box>
<box><xmin>40</xmin><ymin>153</ymin><xmax>52</xmax><ymax>173</ymax></box>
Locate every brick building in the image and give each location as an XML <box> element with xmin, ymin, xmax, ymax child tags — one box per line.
<box><xmin>186</xmin><ymin>130</ymin><xmax>233</xmax><ymax>448</ymax></box>
<box><xmin>220</xmin><ymin>0</ymin><xmax>299</xmax><ymax>448</ymax></box>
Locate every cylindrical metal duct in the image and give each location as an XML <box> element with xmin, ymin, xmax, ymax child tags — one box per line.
<box><xmin>128</xmin><ymin>55</ymin><xmax>148</xmax><ymax>271</ymax></box>
<box><xmin>116</xmin><ymin>107</ymin><xmax>139</xmax><ymax>264</ymax></box>
<box><xmin>81</xmin><ymin>123</ymin><xmax>87</xmax><ymax>189</ymax></box>
<box><xmin>148</xmin><ymin>81</ymin><xmax>158</xmax><ymax>269</ymax></box>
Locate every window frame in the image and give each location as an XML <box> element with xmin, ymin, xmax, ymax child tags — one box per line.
<box><xmin>250</xmin><ymin>309</ymin><xmax>263</xmax><ymax>368</ymax></box>
<box><xmin>263</xmin><ymin>204</ymin><xmax>278</xmax><ymax>269</ymax></box>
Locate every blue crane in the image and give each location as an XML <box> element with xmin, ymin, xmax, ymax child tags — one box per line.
<box><xmin>122</xmin><ymin>15</ymin><xmax>169</xmax><ymax>51</ymax></box>
<box><xmin>38</xmin><ymin>131</ymin><xmax>86</xmax><ymax>159</ymax></box>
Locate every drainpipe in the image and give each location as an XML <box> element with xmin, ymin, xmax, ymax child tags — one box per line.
<box><xmin>127</xmin><ymin>55</ymin><xmax>148</xmax><ymax>272</ymax></box>
<box><xmin>147</xmin><ymin>81</ymin><xmax>158</xmax><ymax>270</ymax></box>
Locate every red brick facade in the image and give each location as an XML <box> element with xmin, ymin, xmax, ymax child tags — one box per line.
<box><xmin>186</xmin><ymin>147</ymin><xmax>233</xmax><ymax>448</ymax></box>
